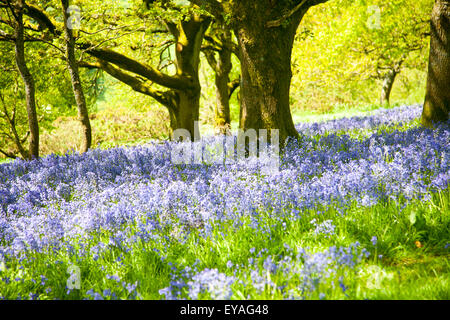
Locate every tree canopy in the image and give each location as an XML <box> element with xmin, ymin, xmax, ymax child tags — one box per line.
<box><xmin>0</xmin><ymin>0</ymin><xmax>447</xmax><ymax>159</ymax></box>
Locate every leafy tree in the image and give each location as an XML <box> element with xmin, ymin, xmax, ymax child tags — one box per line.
<box><xmin>290</xmin><ymin>0</ymin><xmax>432</xmax><ymax>110</ymax></box>
<box><xmin>352</xmin><ymin>0</ymin><xmax>431</xmax><ymax>106</ymax></box>
<box><xmin>2</xmin><ymin>0</ymin><xmax>211</xmax><ymax>144</ymax></box>
<box><xmin>0</xmin><ymin>0</ymin><xmax>103</xmax><ymax>158</ymax></box>
<box><xmin>76</xmin><ymin>0</ymin><xmax>211</xmax><ymax>139</ymax></box>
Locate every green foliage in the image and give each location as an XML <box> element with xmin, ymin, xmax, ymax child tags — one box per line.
<box><xmin>291</xmin><ymin>0</ymin><xmax>432</xmax><ymax>112</ymax></box>
<box><xmin>0</xmin><ymin>0</ymin><xmax>436</xmax><ymax>158</ymax></box>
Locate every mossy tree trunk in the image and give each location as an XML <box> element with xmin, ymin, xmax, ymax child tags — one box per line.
<box><xmin>380</xmin><ymin>69</ymin><xmax>397</xmax><ymax>106</ymax></box>
<box><xmin>233</xmin><ymin>2</ymin><xmax>310</xmax><ymax>144</ymax></box>
<box><xmin>189</xmin><ymin>0</ymin><xmax>329</xmax><ymax>145</ymax></box>
<box><xmin>213</xmin><ymin>44</ymin><xmax>232</xmax><ymax>134</ymax></box>
<box><xmin>166</xmin><ymin>16</ymin><xmax>210</xmax><ymax>139</ymax></box>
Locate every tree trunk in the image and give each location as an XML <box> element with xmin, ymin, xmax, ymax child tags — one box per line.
<box><xmin>422</xmin><ymin>0</ymin><xmax>450</xmax><ymax>127</ymax></box>
<box><xmin>167</xmin><ymin>15</ymin><xmax>210</xmax><ymax>140</ymax></box>
<box><xmin>380</xmin><ymin>55</ymin><xmax>405</xmax><ymax>106</ymax></box>
<box><xmin>214</xmin><ymin>45</ymin><xmax>232</xmax><ymax>135</ymax></box>
<box><xmin>204</xmin><ymin>30</ymin><xmax>233</xmax><ymax>135</ymax></box>
<box><xmin>233</xmin><ymin>3</ymin><xmax>308</xmax><ymax>145</ymax></box>
<box><xmin>13</xmin><ymin>0</ymin><xmax>39</xmax><ymax>159</ymax></box>
<box><xmin>168</xmin><ymin>90</ymin><xmax>201</xmax><ymax>140</ymax></box>
<box><xmin>380</xmin><ymin>69</ymin><xmax>398</xmax><ymax>106</ymax></box>
<box><xmin>62</xmin><ymin>0</ymin><xmax>92</xmax><ymax>153</ymax></box>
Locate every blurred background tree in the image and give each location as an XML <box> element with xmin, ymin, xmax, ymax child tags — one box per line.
<box><xmin>291</xmin><ymin>0</ymin><xmax>433</xmax><ymax>113</ymax></box>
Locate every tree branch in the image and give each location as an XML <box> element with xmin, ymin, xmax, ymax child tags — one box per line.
<box><xmin>81</xmin><ymin>60</ymin><xmax>177</xmax><ymax>111</ymax></box>
<box><xmin>203</xmin><ymin>49</ymin><xmax>219</xmax><ymax>73</ymax></box>
<box><xmin>266</xmin><ymin>0</ymin><xmax>308</xmax><ymax>28</ymax></box>
<box><xmin>23</xmin><ymin>3</ymin><xmax>58</xmax><ymax>34</ymax></box>
<box><xmin>204</xmin><ymin>34</ymin><xmax>240</xmax><ymax>61</ymax></box>
<box><xmin>0</xmin><ymin>148</ymin><xmax>17</xmax><ymax>159</ymax></box>
<box><xmin>1</xmin><ymin>1</ymin><xmax>59</xmax><ymax>33</ymax></box>
<box><xmin>0</xmin><ymin>29</ymin><xmax>14</xmax><ymax>41</ymax></box>
<box><xmin>228</xmin><ymin>76</ymin><xmax>240</xmax><ymax>98</ymax></box>
<box><xmin>266</xmin><ymin>0</ymin><xmax>329</xmax><ymax>28</ymax></box>
<box><xmin>3</xmin><ymin>0</ymin><xmax>19</xmax><ymax>22</ymax></box>
<box><xmin>80</xmin><ymin>44</ymin><xmax>194</xmax><ymax>91</ymax></box>
<box><xmin>188</xmin><ymin>0</ymin><xmax>224</xmax><ymax>20</ymax></box>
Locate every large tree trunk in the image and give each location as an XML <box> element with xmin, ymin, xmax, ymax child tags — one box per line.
<box><xmin>13</xmin><ymin>0</ymin><xmax>39</xmax><ymax>159</ymax></box>
<box><xmin>62</xmin><ymin>0</ymin><xmax>92</xmax><ymax>153</ymax></box>
<box><xmin>422</xmin><ymin>0</ymin><xmax>450</xmax><ymax>127</ymax></box>
<box><xmin>167</xmin><ymin>90</ymin><xmax>201</xmax><ymax>140</ymax></box>
<box><xmin>233</xmin><ymin>3</ymin><xmax>309</xmax><ymax>145</ymax></box>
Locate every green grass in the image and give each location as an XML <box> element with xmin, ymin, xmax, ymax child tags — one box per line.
<box><xmin>0</xmin><ymin>158</ymin><xmax>12</xmax><ymax>164</ymax></box>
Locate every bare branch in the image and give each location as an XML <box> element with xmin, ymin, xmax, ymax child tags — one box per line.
<box><xmin>84</xmin><ymin>60</ymin><xmax>177</xmax><ymax>111</ymax></box>
<box><xmin>80</xmin><ymin>44</ymin><xmax>193</xmax><ymax>91</ymax></box>
<box><xmin>266</xmin><ymin>0</ymin><xmax>308</xmax><ymax>28</ymax></box>
<box><xmin>0</xmin><ymin>148</ymin><xmax>17</xmax><ymax>159</ymax></box>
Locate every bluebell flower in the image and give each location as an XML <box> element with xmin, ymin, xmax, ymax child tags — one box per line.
<box><xmin>0</xmin><ymin>104</ymin><xmax>447</xmax><ymax>300</ymax></box>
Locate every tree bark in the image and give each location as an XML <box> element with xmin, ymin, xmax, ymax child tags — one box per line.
<box><xmin>13</xmin><ymin>0</ymin><xmax>39</xmax><ymax>159</ymax></box>
<box><xmin>380</xmin><ymin>69</ymin><xmax>397</xmax><ymax>106</ymax></box>
<box><xmin>204</xmin><ymin>30</ymin><xmax>234</xmax><ymax>135</ymax></box>
<box><xmin>214</xmin><ymin>45</ymin><xmax>232</xmax><ymax>135</ymax></box>
<box><xmin>233</xmin><ymin>3</ymin><xmax>309</xmax><ymax>145</ymax></box>
<box><xmin>168</xmin><ymin>15</ymin><xmax>210</xmax><ymax>139</ymax></box>
<box><xmin>422</xmin><ymin>0</ymin><xmax>450</xmax><ymax>126</ymax></box>
<box><xmin>61</xmin><ymin>0</ymin><xmax>92</xmax><ymax>153</ymax></box>
<box><xmin>380</xmin><ymin>58</ymin><xmax>404</xmax><ymax>106</ymax></box>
